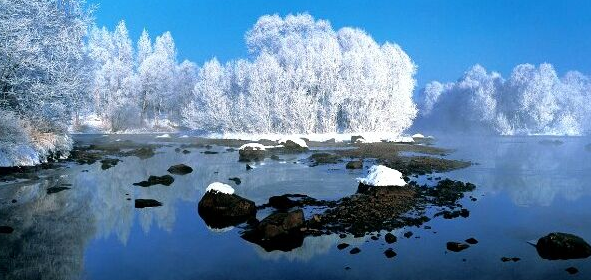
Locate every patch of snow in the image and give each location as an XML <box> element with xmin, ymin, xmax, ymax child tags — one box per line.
<box><xmin>357</xmin><ymin>165</ymin><xmax>407</xmax><ymax>187</ymax></box>
<box><xmin>412</xmin><ymin>133</ymin><xmax>425</xmax><ymax>138</ymax></box>
<box><xmin>155</xmin><ymin>133</ymin><xmax>171</xmax><ymax>138</ymax></box>
<box><xmin>239</xmin><ymin>143</ymin><xmax>267</xmax><ymax>151</ymax></box>
<box><xmin>279</xmin><ymin>137</ymin><xmax>308</xmax><ymax>148</ymax></box>
<box><xmin>205</xmin><ymin>182</ymin><xmax>235</xmax><ymax>195</ymax></box>
<box><xmin>179</xmin><ymin>135</ymin><xmax>190</xmax><ymax>138</ymax></box>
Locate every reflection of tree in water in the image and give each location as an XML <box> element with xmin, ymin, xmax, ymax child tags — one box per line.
<box><xmin>457</xmin><ymin>137</ymin><xmax>591</xmax><ymax>206</ymax></box>
<box><xmin>0</xmin><ymin>178</ymin><xmax>95</xmax><ymax>280</ymax></box>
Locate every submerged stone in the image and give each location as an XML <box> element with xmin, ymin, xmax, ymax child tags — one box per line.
<box><xmin>349</xmin><ymin>247</ymin><xmax>361</xmax><ymax>254</ymax></box>
<box><xmin>167</xmin><ymin>164</ymin><xmax>193</xmax><ymax>175</ymax></box>
<box><xmin>447</xmin><ymin>242</ymin><xmax>470</xmax><ymax>252</ymax></box>
<box><xmin>133</xmin><ymin>175</ymin><xmax>174</xmax><ymax>187</ymax></box>
<box><xmin>536</xmin><ymin>232</ymin><xmax>591</xmax><ymax>260</ymax></box>
<box><xmin>100</xmin><ymin>158</ymin><xmax>120</xmax><ymax>170</ymax></box>
<box><xmin>384</xmin><ymin>248</ymin><xmax>397</xmax><ymax>258</ymax></box>
<box><xmin>47</xmin><ymin>186</ymin><xmax>71</xmax><ymax>194</ymax></box>
<box><xmin>135</xmin><ymin>199</ymin><xmax>162</xmax><ymax>208</ymax></box>
<box><xmin>0</xmin><ymin>226</ymin><xmax>14</xmax><ymax>234</ymax></box>
<box><xmin>345</xmin><ymin>160</ymin><xmax>363</xmax><ymax>169</ymax></box>
<box><xmin>228</xmin><ymin>177</ymin><xmax>242</xmax><ymax>185</ymax></box>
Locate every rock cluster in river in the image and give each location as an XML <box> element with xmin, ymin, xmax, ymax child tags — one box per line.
<box><xmin>198</xmin><ymin>190</ymin><xmax>256</xmax><ymax>229</ymax></box>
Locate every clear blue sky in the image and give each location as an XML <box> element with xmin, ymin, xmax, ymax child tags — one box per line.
<box><xmin>91</xmin><ymin>0</ymin><xmax>591</xmax><ymax>87</ymax></box>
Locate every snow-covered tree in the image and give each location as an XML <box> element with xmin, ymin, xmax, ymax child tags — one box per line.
<box><xmin>0</xmin><ymin>0</ymin><xmax>91</xmax><ymax>166</ymax></box>
<box><xmin>415</xmin><ymin>63</ymin><xmax>591</xmax><ymax>136</ymax></box>
<box><xmin>182</xmin><ymin>13</ymin><xmax>418</xmax><ymax>135</ymax></box>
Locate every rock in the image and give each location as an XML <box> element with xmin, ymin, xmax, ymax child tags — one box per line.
<box><xmin>349</xmin><ymin>247</ymin><xmax>361</xmax><ymax>254</ymax></box>
<box><xmin>447</xmin><ymin>242</ymin><xmax>470</xmax><ymax>252</ymax></box>
<box><xmin>47</xmin><ymin>186</ymin><xmax>70</xmax><ymax>194</ymax></box>
<box><xmin>337</xmin><ymin>243</ymin><xmax>350</xmax><ymax>250</ymax></box>
<box><xmin>239</xmin><ymin>146</ymin><xmax>266</xmax><ymax>162</ymax></box>
<box><xmin>404</xmin><ymin>231</ymin><xmax>413</xmax><ymax>238</ymax></box>
<box><xmin>565</xmin><ymin>267</ymin><xmax>579</xmax><ymax>275</ymax></box>
<box><xmin>182</xmin><ymin>149</ymin><xmax>191</xmax><ymax>154</ymax></box>
<box><xmin>501</xmin><ymin>257</ymin><xmax>520</xmax><ymax>262</ymax></box>
<box><xmin>11</xmin><ymin>199</ymin><xmax>17</xmax><ymax>203</ymax></box>
<box><xmin>536</xmin><ymin>232</ymin><xmax>591</xmax><ymax>260</ymax></box>
<box><xmin>351</xmin><ymin>136</ymin><xmax>364</xmax><ymax>143</ymax></box>
<box><xmin>246</xmin><ymin>164</ymin><xmax>253</xmax><ymax>170</ymax></box>
<box><xmin>346</xmin><ymin>160</ymin><xmax>363</xmax><ymax>169</ymax></box>
<box><xmin>126</xmin><ymin>147</ymin><xmax>155</xmax><ymax>159</ymax></box>
<box><xmin>268</xmin><ymin>195</ymin><xmax>298</xmax><ymax>210</ymax></box>
<box><xmin>465</xmin><ymin>238</ymin><xmax>478</xmax><ymax>244</ymax></box>
<box><xmin>167</xmin><ymin>164</ymin><xmax>193</xmax><ymax>175</ymax></box>
<box><xmin>385</xmin><ymin>233</ymin><xmax>397</xmax><ymax>244</ymax></box>
<box><xmin>202</xmin><ymin>151</ymin><xmax>218</xmax><ymax>155</ymax></box>
<box><xmin>100</xmin><ymin>158</ymin><xmax>120</xmax><ymax>170</ymax></box>
<box><xmin>0</xmin><ymin>226</ymin><xmax>14</xmax><ymax>234</ymax></box>
<box><xmin>270</xmin><ymin>155</ymin><xmax>281</xmax><ymax>160</ymax></box>
<box><xmin>241</xmin><ymin>210</ymin><xmax>305</xmax><ymax>252</ymax></box>
<box><xmin>280</xmin><ymin>139</ymin><xmax>309</xmax><ymax>153</ymax></box>
<box><xmin>370</xmin><ymin>235</ymin><xmax>379</xmax><ymax>240</ymax></box>
<box><xmin>384</xmin><ymin>248</ymin><xmax>397</xmax><ymax>258</ymax></box>
<box><xmin>198</xmin><ymin>191</ymin><xmax>256</xmax><ymax>229</ymax></box>
<box><xmin>308</xmin><ymin>153</ymin><xmax>340</xmax><ymax>166</ymax></box>
<box><xmin>133</xmin><ymin>175</ymin><xmax>174</xmax><ymax>187</ymax></box>
<box><xmin>135</xmin><ymin>199</ymin><xmax>162</xmax><ymax>208</ymax></box>
<box><xmin>228</xmin><ymin>177</ymin><xmax>242</xmax><ymax>185</ymax></box>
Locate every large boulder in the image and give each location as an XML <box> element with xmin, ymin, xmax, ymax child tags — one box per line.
<box><xmin>242</xmin><ymin>209</ymin><xmax>305</xmax><ymax>252</ymax></box>
<box><xmin>536</xmin><ymin>232</ymin><xmax>591</xmax><ymax>260</ymax></box>
<box><xmin>198</xmin><ymin>189</ymin><xmax>256</xmax><ymax>229</ymax></box>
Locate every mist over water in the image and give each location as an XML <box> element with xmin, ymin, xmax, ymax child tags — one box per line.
<box><xmin>413</xmin><ymin>63</ymin><xmax>591</xmax><ymax>136</ymax></box>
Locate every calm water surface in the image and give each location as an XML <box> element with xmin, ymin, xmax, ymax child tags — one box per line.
<box><xmin>1</xmin><ymin>135</ymin><xmax>590</xmax><ymax>280</ymax></box>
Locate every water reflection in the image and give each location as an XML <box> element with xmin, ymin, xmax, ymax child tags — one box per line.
<box><xmin>440</xmin><ymin>136</ymin><xmax>591</xmax><ymax>206</ymax></box>
<box><xmin>0</xmin><ymin>136</ymin><xmax>590</xmax><ymax>280</ymax></box>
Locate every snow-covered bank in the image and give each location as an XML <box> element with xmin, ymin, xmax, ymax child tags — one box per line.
<box><xmin>0</xmin><ymin>112</ymin><xmax>72</xmax><ymax>167</ymax></box>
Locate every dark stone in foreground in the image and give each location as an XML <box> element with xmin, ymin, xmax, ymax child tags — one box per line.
<box><xmin>0</xmin><ymin>226</ymin><xmax>14</xmax><ymax>234</ymax></box>
<box><xmin>349</xmin><ymin>247</ymin><xmax>361</xmax><ymax>254</ymax></box>
<box><xmin>384</xmin><ymin>248</ymin><xmax>397</xmax><ymax>258</ymax></box>
<box><xmin>536</xmin><ymin>232</ymin><xmax>591</xmax><ymax>260</ymax></box>
<box><xmin>345</xmin><ymin>160</ymin><xmax>363</xmax><ymax>169</ymax></box>
<box><xmin>385</xmin><ymin>233</ymin><xmax>397</xmax><ymax>244</ymax></box>
<box><xmin>167</xmin><ymin>164</ymin><xmax>193</xmax><ymax>175</ymax></box>
<box><xmin>447</xmin><ymin>242</ymin><xmax>470</xmax><ymax>252</ymax></box>
<box><xmin>47</xmin><ymin>187</ymin><xmax>71</xmax><ymax>194</ymax></box>
<box><xmin>337</xmin><ymin>243</ymin><xmax>350</xmax><ymax>250</ymax></box>
<box><xmin>566</xmin><ymin>267</ymin><xmax>579</xmax><ymax>275</ymax></box>
<box><xmin>135</xmin><ymin>199</ymin><xmax>162</xmax><ymax>208</ymax></box>
<box><xmin>198</xmin><ymin>191</ymin><xmax>256</xmax><ymax>229</ymax></box>
<box><xmin>133</xmin><ymin>175</ymin><xmax>174</xmax><ymax>187</ymax></box>
<box><xmin>241</xmin><ymin>210</ymin><xmax>304</xmax><ymax>252</ymax></box>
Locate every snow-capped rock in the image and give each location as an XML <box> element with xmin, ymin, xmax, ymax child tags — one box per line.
<box><xmin>205</xmin><ymin>182</ymin><xmax>235</xmax><ymax>195</ymax></box>
<box><xmin>279</xmin><ymin>137</ymin><xmax>308</xmax><ymax>148</ymax></box>
<box><xmin>357</xmin><ymin>165</ymin><xmax>406</xmax><ymax>187</ymax></box>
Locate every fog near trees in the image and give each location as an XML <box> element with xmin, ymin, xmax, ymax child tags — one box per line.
<box><xmin>182</xmin><ymin>14</ymin><xmax>417</xmax><ymax>135</ymax></box>
<box><xmin>414</xmin><ymin>64</ymin><xmax>591</xmax><ymax>136</ymax></box>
